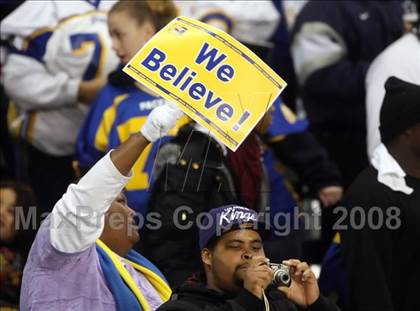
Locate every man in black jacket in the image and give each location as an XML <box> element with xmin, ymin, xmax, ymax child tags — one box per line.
<box><xmin>158</xmin><ymin>205</ymin><xmax>339</xmax><ymax>311</ymax></box>
<box><xmin>341</xmin><ymin>77</ymin><xmax>420</xmax><ymax>311</ymax></box>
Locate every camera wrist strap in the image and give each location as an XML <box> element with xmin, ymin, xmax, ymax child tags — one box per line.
<box><xmin>263</xmin><ymin>290</ymin><xmax>270</xmax><ymax>311</ymax></box>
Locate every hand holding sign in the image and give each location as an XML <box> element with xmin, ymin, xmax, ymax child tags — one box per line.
<box><xmin>124</xmin><ymin>16</ymin><xmax>287</xmax><ymax>151</ymax></box>
<box><xmin>140</xmin><ymin>102</ymin><xmax>183</xmax><ymax>143</ymax></box>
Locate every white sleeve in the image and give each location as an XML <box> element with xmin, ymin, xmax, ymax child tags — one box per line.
<box><xmin>291</xmin><ymin>21</ymin><xmax>347</xmax><ymax>85</ymax></box>
<box><xmin>2</xmin><ymin>54</ymin><xmax>80</xmax><ymax>110</ymax></box>
<box><xmin>50</xmin><ymin>151</ymin><xmax>131</xmax><ymax>253</ymax></box>
<box><xmin>0</xmin><ymin>1</ymin><xmax>57</xmax><ymax>39</ymax></box>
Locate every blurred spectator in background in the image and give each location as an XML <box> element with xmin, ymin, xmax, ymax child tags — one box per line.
<box><xmin>1</xmin><ymin>0</ymin><xmax>118</xmax><ymax>215</ymax></box>
<box><xmin>342</xmin><ymin>77</ymin><xmax>420</xmax><ymax>311</ymax></box>
<box><xmin>366</xmin><ymin>0</ymin><xmax>420</xmax><ymax>158</ymax></box>
<box><xmin>291</xmin><ymin>1</ymin><xmax>404</xmax><ymax>187</ymax></box>
<box><xmin>0</xmin><ymin>181</ymin><xmax>36</xmax><ymax>309</ymax></box>
<box><xmin>268</xmin><ymin>0</ymin><xmax>307</xmax><ymax>110</ymax></box>
<box><xmin>76</xmin><ymin>0</ymin><xmax>189</xmax><ymax>215</ymax></box>
<box><xmin>0</xmin><ymin>0</ymin><xmax>23</xmax><ymax>181</ymax></box>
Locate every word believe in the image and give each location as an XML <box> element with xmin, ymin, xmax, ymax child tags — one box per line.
<box><xmin>141</xmin><ymin>42</ymin><xmax>250</xmax><ymax>129</ymax></box>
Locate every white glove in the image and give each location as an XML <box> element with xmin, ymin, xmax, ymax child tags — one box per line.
<box><xmin>140</xmin><ymin>101</ymin><xmax>184</xmax><ymax>143</ymax></box>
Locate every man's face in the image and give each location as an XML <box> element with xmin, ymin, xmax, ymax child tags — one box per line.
<box><xmin>203</xmin><ymin>228</ymin><xmax>265</xmax><ymax>294</ymax></box>
<box><xmin>104</xmin><ymin>192</ymin><xmax>140</xmax><ymax>247</ymax></box>
<box><xmin>407</xmin><ymin>123</ymin><xmax>420</xmax><ymax>159</ymax></box>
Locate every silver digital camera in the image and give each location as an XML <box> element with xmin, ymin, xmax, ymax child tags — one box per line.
<box><xmin>268</xmin><ymin>263</ymin><xmax>291</xmax><ymax>287</ymax></box>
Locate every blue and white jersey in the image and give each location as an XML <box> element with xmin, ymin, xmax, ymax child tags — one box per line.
<box><xmin>2</xmin><ymin>0</ymin><xmax>119</xmax><ymax>156</ymax></box>
<box><xmin>1</xmin><ymin>0</ymin><xmax>116</xmax><ymax>42</ymax></box>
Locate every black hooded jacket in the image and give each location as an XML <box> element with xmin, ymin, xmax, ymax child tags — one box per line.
<box><xmin>157</xmin><ymin>281</ymin><xmax>340</xmax><ymax>311</ymax></box>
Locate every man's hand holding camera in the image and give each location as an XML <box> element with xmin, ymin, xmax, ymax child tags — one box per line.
<box><xmin>242</xmin><ymin>256</ymin><xmax>273</xmax><ymax>299</ymax></box>
<box><xmin>279</xmin><ymin>259</ymin><xmax>320</xmax><ymax>308</ymax></box>
<box><xmin>241</xmin><ymin>256</ymin><xmax>320</xmax><ymax>308</ymax></box>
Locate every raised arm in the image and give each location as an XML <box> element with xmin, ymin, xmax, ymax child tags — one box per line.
<box><xmin>50</xmin><ymin>103</ymin><xmax>182</xmax><ymax>253</ymax></box>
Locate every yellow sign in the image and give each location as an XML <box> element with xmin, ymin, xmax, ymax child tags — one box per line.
<box><xmin>123</xmin><ymin>16</ymin><xmax>287</xmax><ymax>151</ymax></box>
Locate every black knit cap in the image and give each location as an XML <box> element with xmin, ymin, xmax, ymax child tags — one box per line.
<box><xmin>379</xmin><ymin>76</ymin><xmax>420</xmax><ymax>143</ymax></box>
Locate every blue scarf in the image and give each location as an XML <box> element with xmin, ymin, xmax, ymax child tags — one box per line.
<box><xmin>96</xmin><ymin>240</ymin><xmax>171</xmax><ymax>311</ymax></box>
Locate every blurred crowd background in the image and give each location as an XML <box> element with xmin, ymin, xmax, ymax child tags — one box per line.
<box><xmin>1</xmin><ymin>0</ymin><xmax>419</xmax><ymax>310</ymax></box>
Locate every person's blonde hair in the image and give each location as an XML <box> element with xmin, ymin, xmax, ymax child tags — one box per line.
<box><xmin>109</xmin><ymin>0</ymin><xmax>178</xmax><ymax>31</ymax></box>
